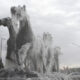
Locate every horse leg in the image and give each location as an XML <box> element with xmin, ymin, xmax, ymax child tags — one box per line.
<box><xmin>0</xmin><ymin>58</ymin><xmax>4</xmax><ymax>69</ymax></box>
<box><xmin>18</xmin><ymin>43</ymin><xmax>32</xmax><ymax>69</ymax></box>
<box><xmin>6</xmin><ymin>39</ymin><xmax>14</xmax><ymax>61</ymax></box>
<box><xmin>6</xmin><ymin>45</ymin><xmax>13</xmax><ymax>60</ymax></box>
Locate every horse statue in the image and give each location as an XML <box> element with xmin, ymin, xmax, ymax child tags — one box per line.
<box><xmin>53</xmin><ymin>47</ymin><xmax>62</xmax><ymax>72</ymax></box>
<box><xmin>0</xmin><ymin>5</ymin><xmax>34</xmax><ymax>69</ymax></box>
<box><xmin>10</xmin><ymin>5</ymin><xmax>45</xmax><ymax>73</ymax></box>
<box><xmin>0</xmin><ymin>17</ymin><xmax>19</xmax><ymax>68</ymax></box>
<box><xmin>42</xmin><ymin>32</ymin><xmax>54</xmax><ymax>73</ymax></box>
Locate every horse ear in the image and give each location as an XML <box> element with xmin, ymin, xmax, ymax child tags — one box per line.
<box><xmin>23</xmin><ymin>5</ymin><xmax>26</xmax><ymax>11</ymax></box>
<box><xmin>11</xmin><ymin>7</ymin><xmax>16</xmax><ymax>14</ymax></box>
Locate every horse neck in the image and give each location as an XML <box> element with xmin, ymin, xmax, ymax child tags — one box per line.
<box><xmin>19</xmin><ymin>17</ymin><xmax>34</xmax><ymax>39</ymax></box>
<box><xmin>8</xmin><ymin>24</ymin><xmax>17</xmax><ymax>39</ymax></box>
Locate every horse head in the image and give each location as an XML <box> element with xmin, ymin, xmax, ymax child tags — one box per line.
<box><xmin>0</xmin><ymin>17</ymin><xmax>12</xmax><ymax>27</ymax></box>
<box><xmin>11</xmin><ymin>5</ymin><xmax>27</xmax><ymax>21</ymax></box>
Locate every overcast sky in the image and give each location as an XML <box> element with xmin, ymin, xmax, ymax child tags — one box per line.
<box><xmin>0</xmin><ymin>0</ymin><xmax>80</xmax><ymax>68</ymax></box>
